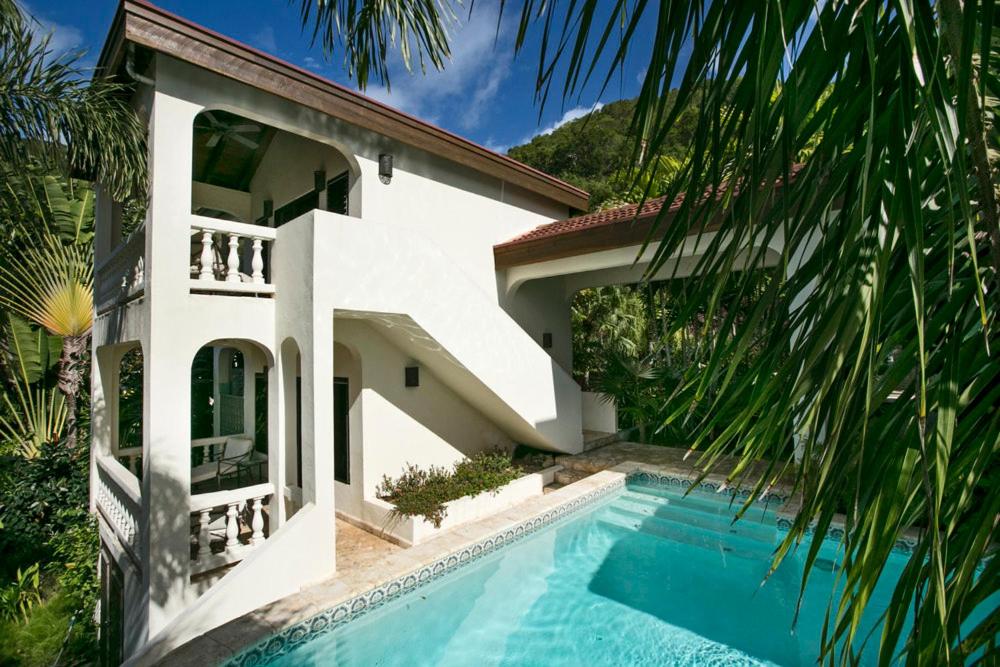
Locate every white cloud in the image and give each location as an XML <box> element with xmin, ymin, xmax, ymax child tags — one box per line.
<box><xmin>501</xmin><ymin>102</ymin><xmax>605</xmax><ymax>150</ymax></box>
<box><xmin>353</xmin><ymin>5</ymin><xmax>512</xmax><ymax>131</ymax></box>
<box><xmin>303</xmin><ymin>56</ymin><xmax>325</xmax><ymax>72</ymax></box>
<box><xmin>536</xmin><ymin>103</ymin><xmax>605</xmax><ymax>137</ymax></box>
<box><xmin>251</xmin><ymin>26</ymin><xmax>277</xmax><ymax>55</ymax></box>
<box><xmin>19</xmin><ymin>2</ymin><xmax>82</xmax><ymax>58</ymax></box>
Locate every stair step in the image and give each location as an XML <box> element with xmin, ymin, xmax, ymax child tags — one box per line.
<box><xmin>596</xmin><ymin>504</ymin><xmax>776</xmax><ymax>561</ymax></box>
<box><xmin>554</xmin><ymin>468</ymin><xmax>590</xmax><ymax>486</ymax></box>
<box><xmin>613</xmin><ymin>492</ymin><xmax>776</xmax><ymax>541</ymax></box>
<box><xmin>618</xmin><ymin>488</ymin><xmax>772</xmax><ymax>525</ymax></box>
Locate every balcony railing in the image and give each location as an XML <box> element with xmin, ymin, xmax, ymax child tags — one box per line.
<box><xmin>95</xmin><ymin>226</ymin><xmax>145</xmax><ymax>312</ymax></box>
<box><xmin>189</xmin><ymin>216</ymin><xmax>276</xmax><ymax>296</ymax></box>
<box><xmin>189</xmin><ymin>482</ymin><xmax>274</xmax><ymax>575</ymax></box>
<box><xmin>95</xmin><ymin>455</ymin><xmax>142</xmax><ymax>564</ymax></box>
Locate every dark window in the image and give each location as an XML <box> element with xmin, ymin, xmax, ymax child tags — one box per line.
<box><xmin>254</xmin><ymin>372</ymin><xmax>268</xmax><ymax>455</ymax></box>
<box><xmin>334</xmin><ymin>377</ymin><xmax>350</xmax><ymax>484</ymax></box>
<box><xmin>100</xmin><ymin>551</ymin><xmax>124</xmax><ymax>667</ymax></box>
<box><xmin>326</xmin><ymin>172</ymin><xmax>349</xmax><ymax>215</ymax></box>
<box><xmin>274</xmin><ymin>190</ymin><xmax>319</xmax><ymax>226</ymax></box>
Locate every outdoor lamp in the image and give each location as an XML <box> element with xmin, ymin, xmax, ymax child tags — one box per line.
<box><xmin>378</xmin><ymin>153</ymin><xmax>393</xmax><ymax>184</ymax></box>
<box><xmin>405</xmin><ymin>365</ymin><xmax>419</xmax><ymax>387</ymax></box>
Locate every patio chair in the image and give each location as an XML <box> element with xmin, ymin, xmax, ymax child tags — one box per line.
<box><xmin>190</xmin><ymin>436</ymin><xmax>265</xmax><ymax>488</ymax></box>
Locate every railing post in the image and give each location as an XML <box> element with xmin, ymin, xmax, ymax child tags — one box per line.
<box><xmin>225</xmin><ymin>502</ymin><xmax>240</xmax><ymax>549</ymax></box>
<box><xmin>199</xmin><ymin>230</ymin><xmax>215</xmax><ymax>280</ymax></box>
<box><xmin>251</xmin><ymin>238</ymin><xmax>264</xmax><ymax>284</ymax></box>
<box><xmin>250</xmin><ymin>497</ymin><xmax>264</xmax><ymax>545</ymax></box>
<box><xmin>226</xmin><ymin>234</ymin><xmax>241</xmax><ymax>283</ymax></box>
<box><xmin>197</xmin><ymin>510</ymin><xmax>212</xmax><ymax>558</ymax></box>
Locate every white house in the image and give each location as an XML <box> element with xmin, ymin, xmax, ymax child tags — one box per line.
<box><xmin>89</xmin><ymin>2</ymin><xmax>792</xmax><ymax>664</ymax></box>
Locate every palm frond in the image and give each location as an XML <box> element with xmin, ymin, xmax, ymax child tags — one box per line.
<box><xmin>0</xmin><ymin>3</ymin><xmax>146</xmax><ymax>200</ymax></box>
<box><xmin>296</xmin><ymin>0</ymin><xmax>458</xmax><ymax>90</ymax></box>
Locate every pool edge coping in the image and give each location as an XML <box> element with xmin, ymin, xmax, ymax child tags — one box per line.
<box><xmin>171</xmin><ymin>461</ymin><xmax>918</xmax><ymax>666</ymax></box>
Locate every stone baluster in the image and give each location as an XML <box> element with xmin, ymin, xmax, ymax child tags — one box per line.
<box><xmin>226</xmin><ymin>234</ymin><xmax>241</xmax><ymax>283</ymax></box>
<box><xmin>251</xmin><ymin>238</ymin><xmax>264</xmax><ymax>284</ymax></box>
<box><xmin>199</xmin><ymin>231</ymin><xmax>215</xmax><ymax>280</ymax></box>
<box><xmin>250</xmin><ymin>497</ymin><xmax>265</xmax><ymax>545</ymax></box>
<box><xmin>225</xmin><ymin>502</ymin><xmax>241</xmax><ymax>550</ymax></box>
<box><xmin>197</xmin><ymin>509</ymin><xmax>212</xmax><ymax>558</ymax></box>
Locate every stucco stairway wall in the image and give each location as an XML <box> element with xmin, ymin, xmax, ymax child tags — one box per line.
<box><xmin>300</xmin><ymin>210</ymin><xmax>584</xmax><ymax>454</ymax></box>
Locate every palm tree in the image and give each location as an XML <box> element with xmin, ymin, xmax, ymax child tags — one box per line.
<box><xmin>0</xmin><ymin>0</ymin><xmax>145</xmax><ymax>200</ymax></box>
<box><xmin>301</xmin><ymin>1</ymin><xmax>998</xmax><ymax>663</ymax></box>
<box><xmin>0</xmin><ymin>175</ymin><xmax>93</xmax><ymax>450</ymax></box>
<box><xmin>0</xmin><ymin>0</ymin><xmax>144</xmax><ymax>451</ymax></box>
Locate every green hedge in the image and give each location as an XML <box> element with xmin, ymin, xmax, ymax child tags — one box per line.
<box><xmin>376</xmin><ymin>451</ymin><xmax>521</xmax><ymax>528</ymax></box>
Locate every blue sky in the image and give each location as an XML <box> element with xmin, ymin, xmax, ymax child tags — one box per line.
<box><xmin>23</xmin><ymin>0</ymin><xmax>664</xmax><ymax>154</ymax></box>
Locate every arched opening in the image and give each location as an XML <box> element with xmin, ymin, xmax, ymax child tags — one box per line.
<box><xmin>279</xmin><ymin>338</ymin><xmax>302</xmax><ymax>518</ymax></box>
<box><xmin>189</xmin><ymin>340</ymin><xmax>271</xmax><ymax>493</ymax></box>
<box><xmin>116</xmin><ymin>345</ymin><xmax>143</xmax><ymax>476</ymax></box>
<box><xmin>191</xmin><ymin>109</ymin><xmax>358</xmax><ymax>226</ymax></box>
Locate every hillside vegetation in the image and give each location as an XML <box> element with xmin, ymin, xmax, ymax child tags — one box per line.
<box><xmin>508</xmin><ymin>95</ymin><xmax>698</xmax><ymax>210</ymax></box>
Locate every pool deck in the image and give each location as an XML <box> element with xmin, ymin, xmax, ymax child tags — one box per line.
<box><xmin>165</xmin><ymin>445</ymin><xmax>797</xmax><ymax>666</ymax></box>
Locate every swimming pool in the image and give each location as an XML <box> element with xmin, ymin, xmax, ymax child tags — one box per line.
<box><xmin>228</xmin><ymin>474</ymin><xmax>934</xmax><ymax>666</ymax></box>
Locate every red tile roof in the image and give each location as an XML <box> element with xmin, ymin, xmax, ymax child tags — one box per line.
<box><xmin>494</xmin><ymin>165</ymin><xmax>804</xmax><ymax>268</ymax></box>
<box><xmin>498</xmin><ymin>195</ymin><xmax>676</xmax><ymax>247</ymax></box>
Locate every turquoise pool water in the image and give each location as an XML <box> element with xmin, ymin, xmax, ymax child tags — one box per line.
<box><xmin>254</xmin><ymin>480</ymin><xmax>954</xmax><ymax>666</ymax></box>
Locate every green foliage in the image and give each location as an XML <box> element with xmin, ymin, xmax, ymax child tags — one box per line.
<box><xmin>508</xmin><ymin>96</ymin><xmax>699</xmax><ymax>209</ymax></box>
<box><xmin>376</xmin><ymin>451</ymin><xmax>522</xmax><ymax>527</ymax></box>
<box><xmin>0</xmin><ymin>590</ymin><xmax>95</xmax><ymax>667</ymax></box>
<box><xmin>0</xmin><ymin>2</ymin><xmax>146</xmax><ymax>200</ymax></box>
<box><xmin>118</xmin><ymin>347</ymin><xmax>143</xmax><ymax>451</ymax></box>
<box><xmin>47</xmin><ymin>509</ymin><xmax>98</xmax><ymax>620</ymax></box>
<box><xmin>0</xmin><ymin>564</ymin><xmax>40</xmax><ymax>623</ymax></box>
<box><xmin>0</xmin><ymin>444</ymin><xmax>90</xmax><ymax>582</ymax></box>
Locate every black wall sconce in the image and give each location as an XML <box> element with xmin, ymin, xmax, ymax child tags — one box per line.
<box><xmin>405</xmin><ymin>365</ymin><xmax>419</xmax><ymax>387</ymax></box>
<box><xmin>542</xmin><ymin>333</ymin><xmax>553</xmax><ymax>349</ymax></box>
<box><xmin>313</xmin><ymin>169</ymin><xmax>327</xmax><ymax>192</ymax></box>
<box><xmin>378</xmin><ymin>153</ymin><xmax>393</xmax><ymax>185</ymax></box>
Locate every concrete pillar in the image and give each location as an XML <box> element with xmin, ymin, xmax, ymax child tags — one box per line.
<box><xmin>139</xmin><ymin>70</ymin><xmax>201</xmax><ymax>642</ymax></box>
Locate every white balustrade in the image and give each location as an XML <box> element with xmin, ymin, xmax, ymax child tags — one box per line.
<box><xmin>189</xmin><ymin>482</ymin><xmax>274</xmax><ymax>575</ymax></box>
<box><xmin>189</xmin><ymin>216</ymin><xmax>276</xmax><ymax>295</ymax></box>
<box><xmin>95</xmin><ymin>226</ymin><xmax>146</xmax><ymax>311</ymax></box>
<box><xmin>95</xmin><ymin>456</ymin><xmax>142</xmax><ymax>564</ymax></box>
<box><xmin>116</xmin><ymin>447</ymin><xmax>142</xmax><ymax>477</ymax></box>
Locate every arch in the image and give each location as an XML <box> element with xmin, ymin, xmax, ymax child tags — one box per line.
<box><xmin>191</xmin><ymin>107</ymin><xmax>363</xmax><ymax>226</ymax></box>
<box><xmin>279</xmin><ymin>337</ymin><xmax>303</xmax><ymax>515</ymax></box>
<box><xmin>189</xmin><ymin>339</ymin><xmax>273</xmax><ymax>492</ymax></box>
<box><xmin>116</xmin><ymin>345</ymin><xmax>144</xmax><ymax>475</ymax></box>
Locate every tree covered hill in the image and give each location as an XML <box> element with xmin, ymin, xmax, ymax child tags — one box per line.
<box><xmin>507</xmin><ymin>94</ymin><xmax>698</xmax><ymax>210</ymax></box>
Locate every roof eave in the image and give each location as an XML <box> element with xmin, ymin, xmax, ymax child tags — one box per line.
<box><xmin>98</xmin><ymin>0</ymin><xmax>590</xmax><ymax>211</ymax></box>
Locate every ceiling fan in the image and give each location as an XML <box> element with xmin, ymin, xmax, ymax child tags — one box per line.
<box><xmin>195</xmin><ymin>111</ymin><xmax>262</xmax><ymax>149</ymax></box>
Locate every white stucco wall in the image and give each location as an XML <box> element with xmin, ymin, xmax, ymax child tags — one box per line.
<box><xmin>333</xmin><ymin>319</ymin><xmax>514</xmax><ymax>519</ymax></box>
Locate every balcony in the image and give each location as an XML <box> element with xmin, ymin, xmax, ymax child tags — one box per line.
<box><xmin>189</xmin><ymin>215</ymin><xmax>276</xmax><ymax>296</ymax></box>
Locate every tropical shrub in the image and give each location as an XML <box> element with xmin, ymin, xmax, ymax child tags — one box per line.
<box><xmin>0</xmin><ymin>564</ymin><xmax>41</xmax><ymax>623</ymax></box>
<box><xmin>0</xmin><ymin>444</ymin><xmax>90</xmax><ymax>582</ymax></box>
<box><xmin>376</xmin><ymin>451</ymin><xmax>522</xmax><ymax>527</ymax></box>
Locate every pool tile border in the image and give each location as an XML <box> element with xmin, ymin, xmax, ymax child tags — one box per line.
<box><xmin>224</xmin><ymin>475</ymin><xmax>627</xmax><ymax>667</ymax></box>
<box><xmin>218</xmin><ymin>463</ymin><xmax>931</xmax><ymax>667</ymax></box>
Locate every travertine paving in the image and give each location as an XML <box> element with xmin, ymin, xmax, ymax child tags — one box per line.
<box><xmin>558</xmin><ymin>441</ymin><xmax>795</xmax><ymax>492</ymax></box>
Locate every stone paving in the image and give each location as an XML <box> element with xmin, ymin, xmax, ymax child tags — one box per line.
<box><xmin>557</xmin><ymin>440</ymin><xmax>796</xmax><ymax>494</ymax></box>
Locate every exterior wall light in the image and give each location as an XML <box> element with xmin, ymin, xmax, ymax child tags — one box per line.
<box><xmin>542</xmin><ymin>333</ymin><xmax>553</xmax><ymax>349</ymax></box>
<box><xmin>378</xmin><ymin>153</ymin><xmax>393</xmax><ymax>184</ymax></box>
<box><xmin>405</xmin><ymin>365</ymin><xmax>419</xmax><ymax>387</ymax></box>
